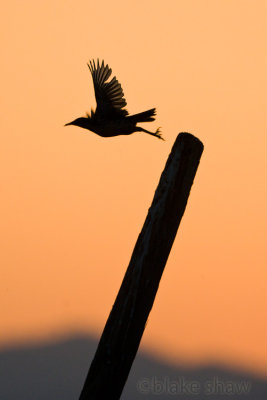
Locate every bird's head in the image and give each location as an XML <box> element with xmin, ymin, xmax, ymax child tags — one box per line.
<box><xmin>64</xmin><ymin>117</ymin><xmax>89</xmax><ymax>129</ymax></box>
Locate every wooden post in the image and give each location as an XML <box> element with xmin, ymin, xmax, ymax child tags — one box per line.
<box><xmin>79</xmin><ymin>132</ymin><xmax>204</xmax><ymax>400</ymax></box>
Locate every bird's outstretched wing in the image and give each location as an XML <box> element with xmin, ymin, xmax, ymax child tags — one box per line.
<box><xmin>88</xmin><ymin>59</ymin><xmax>128</xmax><ymax>119</ymax></box>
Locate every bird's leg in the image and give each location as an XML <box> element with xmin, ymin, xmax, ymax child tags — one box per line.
<box><xmin>136</xmin><ymin>127</ymin><xmax>164</xmax><ymax>140</ymax></box>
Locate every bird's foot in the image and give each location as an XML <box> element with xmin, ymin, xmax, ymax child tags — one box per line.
<box><xmin>154</xmin><ymin>127</ymin><xmax>164</xmax><ymax>140</ymax></box>
<box><xmin>138</xmin><ymin>126</ymin><xmax>164</xmax><ymax>140</ymax></box>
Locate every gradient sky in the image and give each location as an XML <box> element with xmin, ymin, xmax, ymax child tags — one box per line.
<box><xmin>1</xmin><ymin>0</ymin><xmax>267</xmax><ymax>376</ymax></box>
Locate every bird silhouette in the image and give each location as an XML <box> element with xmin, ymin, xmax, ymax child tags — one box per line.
<box><xmin>65</xmin><ymin>60</ymin><xmax>163</xmax><ymax>140</ymax></box>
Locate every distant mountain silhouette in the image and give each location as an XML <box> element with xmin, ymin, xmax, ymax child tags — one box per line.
<box><xmin>1</xmin><ymin>334</ymin><xmax>266</xmax><ymax>399</ymax></box>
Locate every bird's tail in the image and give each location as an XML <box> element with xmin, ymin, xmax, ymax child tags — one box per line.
<box><xmin>128</xmin><ymin>108</ymin><xmax>156</xmax><ymax>123</ymax></box>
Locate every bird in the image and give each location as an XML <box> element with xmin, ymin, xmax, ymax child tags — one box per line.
<box><xmin>65</xmin><ymin>59</ymin><xmax>163</xmax><ymax>140</ymax></box>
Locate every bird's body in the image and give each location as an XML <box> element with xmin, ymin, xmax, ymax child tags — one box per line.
<box><xmin>70</xmin><ymin>118</ymin><xmax>140</xmax><ymax>137</ymax></box>
<box><xmin>65</xmin><ymin>60</ymin><xmax>163</xmax><ymax>140</ymax></box>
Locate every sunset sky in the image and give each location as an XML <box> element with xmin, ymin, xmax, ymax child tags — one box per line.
<box><xmin>1</xmin><ymin>0</ymin><xmax>267</xmax><ymax>377</ymax></box>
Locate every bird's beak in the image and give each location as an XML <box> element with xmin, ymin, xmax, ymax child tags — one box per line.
<box><xmin>64</xmin><ymin>122</ymin><xmax>72</xmax><ymax>126</ymax></box>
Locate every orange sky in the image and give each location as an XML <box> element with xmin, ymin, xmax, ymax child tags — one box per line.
<box><xmin>1</xmin><ymin>0</ymin><xmax>267</xmax><ymax>376</ymax></box>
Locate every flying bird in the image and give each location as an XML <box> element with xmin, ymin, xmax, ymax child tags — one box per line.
<box><xmin>65</xmin><ymin>60</ymin><xmax>163</xmax><ymax>140</ymax></box>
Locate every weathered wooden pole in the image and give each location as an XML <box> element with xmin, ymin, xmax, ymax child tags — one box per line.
<box><xmin>79</xmin><ymin>132</ymin><xmax>204</xmax><ymax>400</ymax></box>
